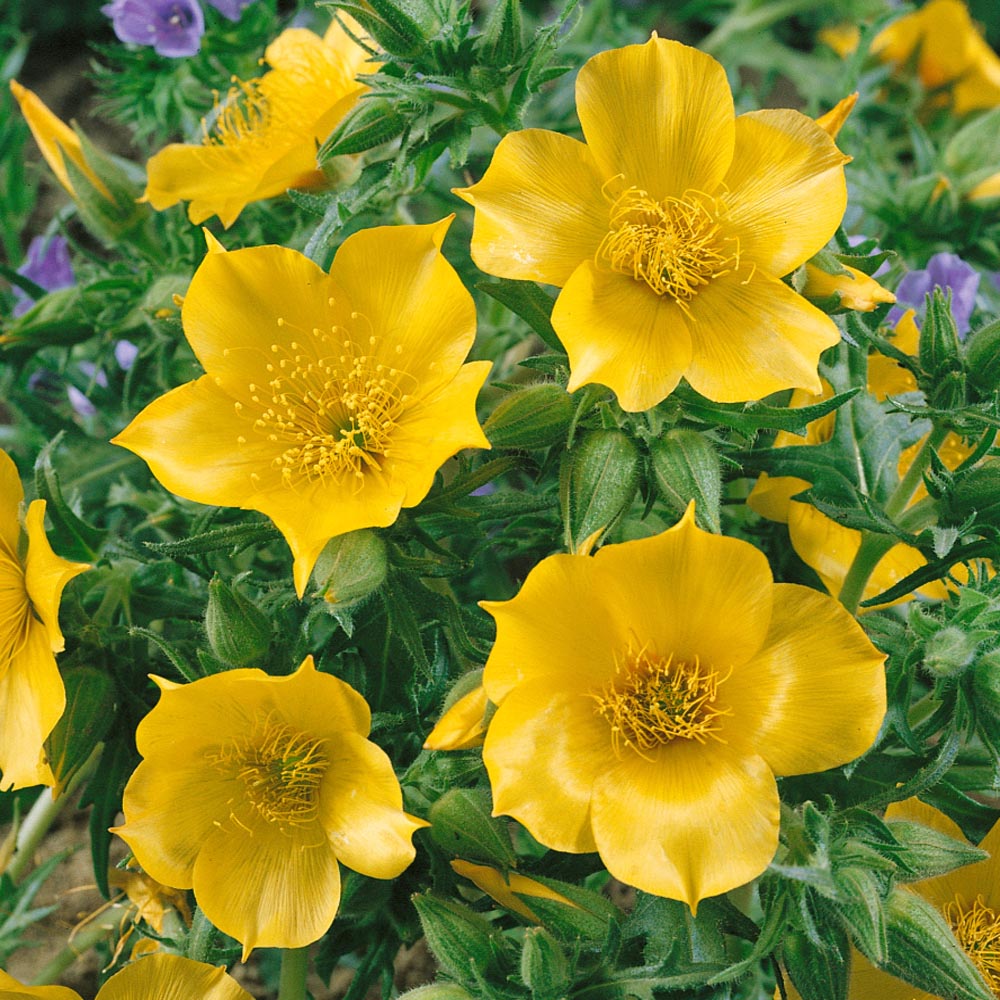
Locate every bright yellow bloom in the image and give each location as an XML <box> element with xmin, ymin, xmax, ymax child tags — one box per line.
<box><xmin>450</xmin><ymin>860</ymin><xmax>577</xmax><ymax>921</ymax></box>
<box><xmin>480</xmin><ymin>506</ymin><xmax>886</xmax><ymax>909</ymax></box>
<box><xmin>0</xmin><ymin>450</ymin><xmax>88</xmax><ymax>791</ymax></box>
<box><xmin>113</xmin><ymin>656</ymin><xmax>426</xmax><ymax>958</ymax></box>
<box><xmin>112</xmin><ymin>220</ymin><xmax>491</xmax><ymax>598</ymax></box>
<box><xmin>815</xmin><ymin>92</ymin><xmax>859</xmax><ymax>140</ymax></box>
<box><xmin>748</xmin><ymin>310</ymin><xmax>983</xmax><ymax>607</ymax></box>
<box><xmin>455</xmin><ymin>36</ymin><xmax>848</xmax><ymax>411</ymax></box>
<box><xmin>968</xmin><ymin>171</ymin><xmax>1000</xmax><ymax>203</ymax></box>
<box><xmin>871</xmin><ymin>0</ymin><xmax>1000</xmax><ymax>114</ymax></box>
<box><xmin>9</xmin><ymin>80</ymin><xmax>112</xmax><ymax>201</ymax></box>
<box><xmin>819</xmin><ymin>23</ymin><xmax>862</xmax><ymax>59</ymax></box>
<box><xmin>801</xmin><ymin>262</ymin><xmax>896</xmax><ymax>312</ymax></box>
<box><xmin>0</xmin><ymin>953</ymin><xmax>252</xmax><ymax>999</ymax></box>
<box><xmin>143</xmin><ymin>19</ymin><xmax>372</xmax><ymax>227</ymax></box>
<box><xmin>424</xmin><ymin>681</ymin><xmax>490</xmax><ymax>750</ymax></box>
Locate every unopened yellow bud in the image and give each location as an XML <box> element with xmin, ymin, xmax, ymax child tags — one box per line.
<box><xmin>802</xmin><ymin>262</ymin><xmax>896</xmax><ymax>312</ymax></box>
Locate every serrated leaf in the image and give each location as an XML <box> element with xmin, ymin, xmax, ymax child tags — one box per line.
<box><xmin>477</xmin><ymin>278</ymin><xmax>563</xmax><ymax>352</ymax></box>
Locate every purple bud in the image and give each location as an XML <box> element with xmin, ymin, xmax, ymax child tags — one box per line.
<box><xmin>101</xmin><ymin>0</ymin><xmax>205</xmax><ymax>58</ymax></box>
<box><xmin>115</xmin><ymin>339</ymin><xmax>140</xmax><ymax>371</ymax></box>
<box><xmin>14</xmin><ymin>235</ymin><xmax>75</xmax><ymax>318</ymax></box>
<box><xmin>67</xmin><ymin>386</ymin><xmax>98</xmax><ymax>418</ymax></box>
<box><xmin>889</xmin><ymin>252</ymin><xmax>980</xmax><ymax>336</ymax></box>
<box><xmin>204</xmin><ymin>0</ymin><xmax>253</xmax><ymax>20</ymax></box>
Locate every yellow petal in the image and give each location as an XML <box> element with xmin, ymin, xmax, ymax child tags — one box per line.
<box><xmin>0</xmin><ymin>968</ymin><xmax>81</xmax><ymax>999</ymax></box>
<box><xmin>318</xmin><ymin>731</ymin><xmax>426</xmax><ymax>878</ymax></box>
<box><xmin>553</xmin><ymin>262</ymin><xmax>692</xmax><ymax>412</ymax></box>
<box><xmin>9</xmin><ymin>80</ymin><xmax>111</xmax><ymax>201</ymax></box>
<box><xmin>722</xmin><ymin>109</ymin><xmax>849</xmax><ymax>277</ymax></box>
<box><xmin>589</xmin><ymin>741</ymin><xmax>779</xmax><ymax>909</ymax></box>
<box><xmin>722</xmin><ymin>583</ymin><xmax>886</xmax><ymax>773</ymax></box>
<box><xmin>455</xmin><ymin>129</ymin><xmax>609</xmax><ymax>286</ymax></box>
<box><xmin>746</xmin><ymin>474</ymin><xmax>812</xmax><ymax>524</ymax></box>
<box><xmin>967</xmin><ymin>170</ymin><xmax>1000</xmax><ymax>202</ymax></box>
<box><xmin>575</xmin><ymin>36</ymin><xmax>735</xmax><ymax>199</ymax></box>
<box><xmin>424</xmin><ymin>683</ymin><xmax>489</xmax><ymax>750</ymax></box>
<box><xmin>682</xmin><ymin>270</ymin><xmax>840</xmax><ymax>403</ymax></box>
<box><xmin>0</xmin><ymin>619</ymin><xmax>62</xmax><ymax>790</ymax></box>
<box><xmin>802</xmin><ymin>263</ymin><xmax>896</xmax><ymax>312</ymax></box>
<box><xmin>815</xmin><ymin>92</ymin><xmax>858</xmax><ymax>138</ymax></box>
<box><xmin>0</xmin><ymin>449</ymin><xmax>24</xmax><ymax>558</ymax></box>
<box><xmin>23</xmin><ymin>500</ymin><xmax>89</xmax><ymax>653</ymax></box>
<box><xmin>483</xmin><ymin>681</ymin><xmax>604</xmax><ymax>853</ymax></box>
<box><xmin>96</xmin><ymin>954</ymin><xmax>253</xmax><ymax>1000</ymax></box>
<box><xmin>193</xmin><ymin>819</ymin><xmax>341</xmax><ymax>959</ymax></box>
<box><xmin>450</xmin><ymin>861</ymin><xmax>575</xmax><ymax>922</ymax></box>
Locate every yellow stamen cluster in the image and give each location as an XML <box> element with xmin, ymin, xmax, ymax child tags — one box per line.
<box><xmin>211</xmin><ymin>715</ymin><xmax>328</xmax><ymax>830</ymax></box>
<box><xmin>945</xmin><ymin>894</ymin><xmax>1000</xmax><ymax>995</ymax></box>
<box><xmin>232</xmin><ymin>315</ymin><xmax>412</xmax><ymax>488</ymax></box>
<box><xmin>597</xmin><ymin>187</ymin><xmax>740</xmax><ymax>309</ymax></box>
<box><xmin>203</xmin><ymin>78</ymin><xmax>269</xmax><ymax>148</ymax></box>
<box><xmin>0</xmin><ymin>546</ymin><xmax>31</xmax><ymax>671</ymax></box>
<box><xmin>591</xmin><ymin>645</ymin><xmax>731</xmax><ymax>758</ymax></box>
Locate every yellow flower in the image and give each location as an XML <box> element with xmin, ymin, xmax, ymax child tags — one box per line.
<box><xmin>0</xmin><ymin>449</ymin><xmax>88</xmax><ymax>791</ymax></box>
<box><xmin>450</xmin><ymin>860</ymin><xmax>577</xmax><ymax>921</ymax></box>
<box><xmin>0</xmin><ymin>953</ymin><xmax>253</xmax><ymax>999</ymax></box>
<box><xmin>870</xmin><ymin>0</ymin><xmax>1000</xmax><ymax>114</ymax></box>
<box><xmin>786</xmin><ymin>800</ymin><xmax>1000</xmax><ymax>1000</ymax></box>
<box><xmin>113</xmin><ymin>656</ymin><xmax>427</xmax><ymax>958</ymax></box>
<box><xmin>112</xmin><ymin>220</ymin><xmax>491</xmax><ymax>598</ymax></box>
<box><xmin>819</xmin><ymin>23</ymin><xmax>862</xmax><ymax>59</ymax></box>
<box><xmin>748</xmin><ymin>310</ymin><xmax>986</xmax><ymax>607</ymax></box>
<box><xmin>143</xmin><ymin>19</ymin><xmax>372</xmax><ymax>227</ymax></box>
<box><xmin>455</xmin><ymin>36</ymin><xmax>848</xmax><ymax>411</ymax></box>
<box><xmin>968</xmin><ymin>171</ymin><xmax>1000</xmax><ymax>203</ymax></box>
<box><xmin>9</xmin><ymin>80</ymin><xmax>112</xmax><ymax>202</ymax></box>
<box><xmin>424</xmin><ymin>679</ymin><xmax>490</xmax><ymax>750</ymax></box>
<box><xmin>801</xmin><ymin>262</ymin><xmax>896</xmax><ymax>312</ymax></box>
<box><xmin>480</xmin><ymin>506</ymin><xmax>886</xmax><ymax>909</ymax></box>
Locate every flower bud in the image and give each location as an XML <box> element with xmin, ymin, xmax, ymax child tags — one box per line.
<box><xmin>429</xmin><ymin>787</ymin><xmax>517</xmax><ymax>867</ymax></box>
<box><xmin>1</xmin><ymin>287</ymin><xmax>95</xmax><ymax>349</ymax></box>
<box><xmin>972</xmin><ymin>649</ymin><xmax>1000</xmax><ymax>724</ymax></box>
<box><xmin>425</xmin><ymin>673</ymin><xmax>490</xmax><ymax>750</ymax></box>
<box><xmin>397</xmin><ymin>985</ymin><xmax>475</xmax><ymax>1000</ymax></box>
<box><xmin>320</xmin><ymin>98</ymin><xmax>407</xmax><ymax>159</ymax></box>
<box><xmin>204</xmin><ymin>576</ymin><xmax>271</xmax><ymax>668</ymax></box>
<box><xmin>923</xmin><ymin>625</ymin><xmax>981</xmax><ymax>678</ymax></box>
<box><xmin>649</xmin><ymin>430</ymin><xmax>722</xmax><ymax>533</ymax></box>
<box><xmin>885</xmin><ymin>818</ymin><xmax>988</xmax><ymax>881</ymax></box>
<box><xmin>783</xmin><ymin>927</ymin><xmax>848</xmax><ymax>1000</ymax></box>
<box><xmin>45</xmin><ymin>666</ymin><xmax>115</xmax><ymax>796</ymax></box>
<box><xmin>920</xmin><ymin>289</ymin><xmax>963</xmax><ymax>376</ymax></box>
<box><xmin>942</xmin><ymin>460</ymin><xmax>1000</xmax><ymax>527</ymax></box>
<box><xmin>801</xmin><ymin>261</ymin><xmax>895</xmax><ymax>313</ymax></box>
<box><xmin>559</xmin><ymin>429</ymin><xmax>641</xmax><ymax>554</ymax></box>
<box><xmin>479</xmin><ymin>0</ymin><xmax>522</xmax><ymax>66</ymax></box>
<box><xmin>483</xmin><ymin>384</ymin><xmax>574</xmax><ymax>450</ymax></box>
<box><xmin>314</xmin><ymin>529</ymin><xmax>389</xmax><ymax>606</ymax></box>
<box><xmin>520</xmin><ymin>927</ymin><xmax>570</xmax><ymax>1000</ymax></box>
<box><xmin>412</xmin><ymin>893</ymin><xmax>500</xmax><ymax>982</ymax></box>
<box><xmin>965</xmin><ymin>319</ymin><xmax>1000</xmax><ymax>398</ymax></box>
<box><xmin>340</xmin><ymin>0</ymin><xmax>426</xmax><ymax>58</ymax></box>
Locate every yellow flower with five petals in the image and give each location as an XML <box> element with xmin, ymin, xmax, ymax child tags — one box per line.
<box><xmin>143</xmin><ymin>19</ymin><xmax>373</xmax><ymax>227</ymax></box>
<box><xmin>455</xmin><ymin>36</ymin><xmax>849</xmax><ymax>411</ymax></box>
<box><xmin>113</xmin><ymin>656</ymin><xmax>427</xmax><ymax>958</ymax></box>
<box><xmin>480</xmin><ymin>505</ymin><xmax>886</xmax><ymax>909</ymax></box>
<box><xmin>112</xmin><ymin>219</ymin><xmax>491</xmax><ymax>598</ymax></box>
<box><xmin>0</xmin><ymin>449</ymin><xmax>88</xmax><ymax>791</ymax></box>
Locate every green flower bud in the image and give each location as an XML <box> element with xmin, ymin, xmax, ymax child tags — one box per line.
<box><xmin>1</xmin><ymin>287</ymin><xmax>94</xmax><ymax>350</ymax></box>
<box><xmin>337</xmin><ymin>0</ymin><xmax>426</xmax><ymax>58</ymax></box>
<box><xmin>520</xmin><ymin>927</ymin><xmax>570</xmax><ymax>1000</ymax></box>
<box><xmin>559</xmin><ymin>429</ymin><xmax>641</xmax><ymax>553</ymax></box>
<box><xmin>46</xmin><ymin>666</ymin><xmax>115</xmax><ymax>796</ymax></box>
<box><xmin>397</xmin><ymin>985</ymin><xmax>475</xmax><ymax>1000</ymax></box>
<box><xmin>479</xmin><ymin>0</ymin><xmax>522</xmax><ymax>66</ymax></box>
<box><xmin>313</xmin><ymin>529</ymin><xmax>389</xmax><ymax>606</ymax></box>
<box><xmin>484</xmin><ymin>383</ymin><xmax>574</xmax><ymax>450</ymax></box>
<box><xmin>204</xmin><ymin>576</ymin><xmax>272</xmax><ymax>668</ymax></box>
<box><xmin>971</xmin><ymin>649</ymin><xmax>1000</xmax><ymax>724</ymax></box>
<box><xmin>965</xmin><ymin>319</ymin><xmax>1000</xmax><ymax>399</ymax></box>
<box><xmin>783</xmin><ymin>927</ymin><xmax>849</xmax><ymax>1000</ymax></box>
<box><xmin>320</xmin><ymin>98</ymin><xmax>407</xmax><ymax>159</ymax></box>
<box><xmin>919</xmin><ymin>290</ymin><xmax>964</xmax><ymax>402</ymax></box>
<box><xmin>412</xmin><ymin>893</ymin><xmax>500</xmax><ymax>983</ymax></box>
<box><xmin>885</xmin><ymin>819</ymin><xmax>988</xmax><ymax>882</ymax></box>
<box><xmin>942</xmin><ymin>461</ymin><xmax>1000</xmax><ymax>527</ymax></box>
<box><xmin>429</xmin><ymin>787</ymin><xmax>517</xmax><ymax>866</ymax></box>
<box><xmin>923</xmin><ymin>626</ymin><xmax>980</xmax><ymax>677</ymax></box>
<box><xmin>649</xmin><ymin>429</ymin><xmax>722</xmax><ymax>533</ymax></box>
<box><xmin>514</xmin><ymin>877</ymin><xmax>620</xmax><ymax>942</ymax></box>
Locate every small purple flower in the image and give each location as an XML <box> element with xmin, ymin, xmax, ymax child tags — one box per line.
<box><xmin>204</xmin><ymin>0</ymin><xmax>254</xmax><ymax>20</ymax></box>
<box><xmin>115</xmin><ymin>340</ymin><xmax>139</xmax><ymax>371</ymax></box>
<box><xmin>101</xmin><ymin>0</ymin><xmax>205</xmax><ymax>58</ymax></box>
<box><xmin>13</xmin><ymin>235</ymin><xmax>75</xmax><ymax>318</ymax></box>
<box><xmin>889</xmin><ymin>252</ymin><xmax>980</xmax><ymax>336</ymax></box>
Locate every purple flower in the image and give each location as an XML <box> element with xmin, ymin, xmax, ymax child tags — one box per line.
<box><xmin>204</xmin><ymin>0</ymin><xmax>253</xmax><ymax>20</ymax></box>
<box><xmin>115</xmin><ymin>340</ymin><xmax>139</xmax><ymax>371</ymax></box>
<box><xmin>889</xmin><ymin>252</ymin><xmax>980</xmax><ymax>336</ymax></box>
<box><xmin>101</xmin><ymin>0</ymin><xmax>205</xmax><ymax>58</ymax></box>
<box><xmin>13</xmin><ymin>235</ymin><xmax>75</xmax><ymax>318</ymax></box>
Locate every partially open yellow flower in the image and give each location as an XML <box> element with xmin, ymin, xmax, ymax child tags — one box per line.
<box><xmin>871</xmin><ymin>0</ymin><xmax>1000</xmax><ymax>114</ymax></box>
<box><xmin>0</xmin><ymin>953</ymin><xmax>252</xmax><ymax>1000</ymax></box>
<box><xmin>143</xmin><ymin>19</ymin><xmax>372</xmax><ymax>227</ymax></box>
<box><xmin>0</xmin><ymin>450</ymin><xmax>89</xmax><ymax>791</ymax></box>
<box><xmin>480</xmin><ymin>506</ymin><xmax>886</xmax><ymax>909</ymax></box>
<box><xmin>112</xmin><ymin>219</ymin><xmax>491</xmax><ymax>597</ymax></box>
<box><xmin>450</xmin><ymin>860</ymin><xmax>577</xmax><ymax>921</ymax></box>
<box><xmin>114</xmin><ymin>656</ymin><xmax>426</xmax><ymax>958</ymax></box>
<box><xmin>455</xmin><ymin>36</ymin><xmax>848</xmax><ymax>411</ymax></box>
<box><xmin>424</xmin><ymin>680</ymin><xmax>490</xmax><ymax>750</ymax></box>
<box><xmin>802</xmin><ymin>262</ymin><xmax>896</xmax><ymax>312</ymax></box>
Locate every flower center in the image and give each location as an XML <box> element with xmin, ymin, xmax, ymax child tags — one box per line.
<box><xmin>590</xmin><ymin>645</ymin><xmax>731</xmax><ymax>758</ymax></box>
<box><xmin>211</xmin><ymin>716</ymin><xmax>328</xmax><ymax>829</ymax></box>
<box><xmin>597</xmin><ymin>187</ymin><xmax>740</xmax><ymax>310</ymax></box>
<box><xmin>0</xmin><ymin>546</ymin><xmax>32</xmax><ymax>675</ymax></box>
<box><xmin>944</xmin><ymin>895</ymin><xmax>1000</xmax><ymax>995</ymax></box>
<box><xmin>233</xmin><ymin>319</ymin><xmax>414</xmax><ymax>489</ymax></box>
<box><xmin>203</xmin><ymin>78</ymin><xmax>269</xmax><ymax>147</ymax></box>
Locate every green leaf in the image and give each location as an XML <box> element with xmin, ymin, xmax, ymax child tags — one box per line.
<box><xmin>476</xmin><ymin>278</ymin><xmax>563</xmax><ymax>352</ymax></box>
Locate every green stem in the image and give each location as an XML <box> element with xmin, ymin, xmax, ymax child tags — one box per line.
<box><xmin>837</xmin><ymin>532</ymin><xmax>896</xmax><ymax>617</ymax></box>
<box><xmin>7</xmin><ymin>745</ymin><xmax>102</xmax><ymax>884</ymax></box>
<box><xmin>884</xmin><ymin>423</ymin><xmax>951</xmax><ymax>520</ymax></box>
<box><xmin>30</xmin><ymin>903</ymin><xmax>127</xmax><ymax>984</ymax></box>
<box><xmin>278</xmin><ymin>946</ymin><xmax>310</xmax><ymax>1000</ymax></box>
